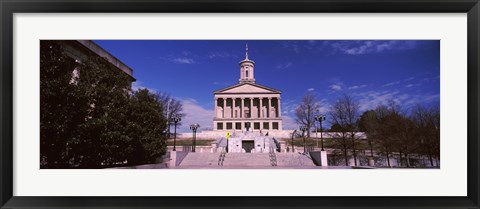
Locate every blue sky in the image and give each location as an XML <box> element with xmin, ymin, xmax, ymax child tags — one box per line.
<box><xmin>94</xmin><ymin>40</ymin><xmax>440</xmax><ymax>132</ymax></box>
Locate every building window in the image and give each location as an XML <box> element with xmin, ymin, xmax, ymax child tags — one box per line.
<box><xmin>235</xmin><ymin>110</ymin><xmax>238</xmax><ymax>118</ymax></box>
<box><xmin>273</xmin><ymin>122</ymin><xmax>279</xmax><ymax>130</ymax></box>
<box><xmin>226</xmin><ymin>123</ymin><xmax>233</xmax><ymax>130</ymax></box>
<box><xmin>245</xmin><ymin>110</ymin><xmax>250</xmax><ymax>118</ymax></box>
<box><xmin>235</xmin><ymin>122</ymin><xmax>241</xmax><ymax>130</ymax></box>
<box><xmin>254</xmin><ymin>122</ymin><xmax>260</xmax><ymax>130</ymax></box>
<box><xmin>263</xmin><ymin>122</ymin><xmax>269</xmax><ymax>130</ymax></box>
<box><xmin>246</xmin><ymin>70</ymin><xmax>249</xmax><ymax>78</ymax></box>
<box><xmin>217</xmin><ymin>123</ymin><xmax>223</xmax><ymax>130</ymax></box>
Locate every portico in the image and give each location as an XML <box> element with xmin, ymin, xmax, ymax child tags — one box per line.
<box><xmin>213</xmin><ymin>45</ymin><xmax>282</xmax><ymax>131</ymax></box>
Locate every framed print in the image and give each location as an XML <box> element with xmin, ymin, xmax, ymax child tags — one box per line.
<box><xmin>1</xmin><ymin>0</ymin><xmax>479</xmax><ymax>208</ymax></box>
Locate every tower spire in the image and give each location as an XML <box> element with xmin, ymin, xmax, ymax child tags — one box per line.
<box><xmin>239</xmin><ymin>43</ymin><xmax>255</xmax><ymax>84</ymax></box>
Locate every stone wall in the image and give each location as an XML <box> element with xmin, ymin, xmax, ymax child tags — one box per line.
<box><xmin>177</xmin><ymin>130</ymin><xmax>366</xmax><ymax>139</ymax></box>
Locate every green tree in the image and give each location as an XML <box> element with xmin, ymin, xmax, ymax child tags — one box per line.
<box><xmin>68</xmin><ymin>54</ymin><xmax>134</xmax><ymax>168</ymax></box>
<box><xmin>40</xmin><ymin>41</ymin><xmax>86</xmax><ymax>168</ymax></box>
<box><xmin>127</xmin><ymin>89</ymin><xmax>168</xmax><ymax>164</ymax></box>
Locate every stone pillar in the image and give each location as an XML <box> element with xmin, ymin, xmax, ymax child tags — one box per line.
<box><xmin>170</xmin><ymin>151</ymin><xmax>177</xmax><ymax>167</ymax></box>
<box><xmin>268</xmin><ymin>97</ymin><xmax>272</xmax><ymax>118</ymax></box>
<box><xmin>259</xmin><ymin>97</ymin><xmax>263</xmax><ymax>118</ymax></box>
<box><xmin>320</xmin><ymin>150</ymin><xmax>328</xmax><ymax>167</ymax></box>
<box><xmin>241</xmin><ymin>98</ymin><xmax>244</xmax><ymax>118</ymax></box>
<box><xmin>214</xmin><ymin>98</ymin><xmax>218</xmax><ymax>118</ymax></box>
<box><xmin>249</xmin><ymin>97</ymin><xmax>253</xmax><ymax>118</ymax></box>
<box><xmin>277</xmin><ymin>97</ymin><xmax>281</xmax><ymax>118</ymax></box>
<box><xmin>222</xmin><ymin>98</ymin><xmax>226</xmax><ymax>118</ymax></box>
<box><xmin>233</xmin><ymin>98</ymin><xmax>236</xmax><ymax>118</ymax></box>
<box><xmin>251</xmin><ymin>97</ymin><xmax>258</xmax><ymax>118</ymax></box>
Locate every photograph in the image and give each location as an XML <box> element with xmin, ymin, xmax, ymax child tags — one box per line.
<box><xmin>40</xmin><ymin>40</ymin><xmax>440</xmax><ymax>169</ymax></box>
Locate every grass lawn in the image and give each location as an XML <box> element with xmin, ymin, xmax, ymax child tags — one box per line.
<box><xmin>279</xmin><ymin>138</ymin><xmax>371</xmax><ymax>149</ymax></box>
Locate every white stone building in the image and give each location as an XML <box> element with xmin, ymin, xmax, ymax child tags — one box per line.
<box><xmin>213</xmin><ymin>45</ymin><xmax>282</xmax><ymax>132</ymax></box>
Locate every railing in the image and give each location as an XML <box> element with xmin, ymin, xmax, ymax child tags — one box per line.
<box><xmin>218</xmin><ymin>152</ymin><xmax>226</xmax><ymax>166</ymax></box>
<box><xmin>269</xmin><ymin>152</ymin><xmax>277</xmax><ymax>166</ymax></box>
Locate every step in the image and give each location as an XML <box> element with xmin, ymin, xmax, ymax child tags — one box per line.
<box><xmin>179</xmin><ymin>152</ymin><xmax>221</xmax><ymax>166</ymax></box>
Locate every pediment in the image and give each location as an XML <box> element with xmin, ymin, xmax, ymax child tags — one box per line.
<box><xmin>215</xmin><ymin>83</ymin><xmax>281</xmax><ymax>94</ymax></box>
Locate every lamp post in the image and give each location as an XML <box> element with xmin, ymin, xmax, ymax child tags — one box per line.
<box><xmin>314</xmin><ymin>114</ymin><xmax>326</xmax><ymax>151</ymax></box>
<box><xmin>291</xmin><ymin>130</ymin><xmax>297</xmax><ymax>153</ymax></box>
<box><xmin>190</xmin><ymin>123</ymin><xmax>200</xmax><ymax>152</ymax></box>
<box><xmin>300</xmin><ymin>125</ymin><xmax>307</xmax><ymax>153</ymax></box>
<box><xmin>172</xmin><ymin>114</ymin><xmax>182</xmax><ymax>151</ymax></box>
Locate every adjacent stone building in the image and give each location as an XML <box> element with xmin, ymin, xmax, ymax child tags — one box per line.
<box><xmin>213</xmin><ymin>45</ymin><xmax>282</xmax><ymax>131</ymax></box>
<box><xmin>58</xmin><ymin>40</ymin><xmax>135</xmax><ymax>83</ymax></box>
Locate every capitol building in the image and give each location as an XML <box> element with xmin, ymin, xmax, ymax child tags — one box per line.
<box><xmin>213</xmin><ymin>45</ymin><xmax>283</xmax><ymax>132</ymax></box>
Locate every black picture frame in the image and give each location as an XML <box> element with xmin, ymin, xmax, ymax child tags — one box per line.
<box><xmin>1</xmin><ymin>0</ymin><xmax>479</xmax><ymax>208</ymax></box>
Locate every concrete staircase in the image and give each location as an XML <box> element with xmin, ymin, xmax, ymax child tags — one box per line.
<box><xmin>222</xmin><ymin>153</ymin><xmax>272</xmax><ymax>167</ymax></box>
<box><xmin>178</xmin><ymin>152</ymin><xmax>221</xmax><ymax>167</ymax></box>
<box><xmin>178</xmin><ymin>152</ymin><xmax>316</xmax><ymax>168</ymax></box>
<box><xmin>275</xmin><ymin>153</ymin><xmax>316</xmax><ymax>167</ymax></box>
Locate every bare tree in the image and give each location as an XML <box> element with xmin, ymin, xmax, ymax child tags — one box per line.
<box><xmin>157</xmin><ymin>92</ymin><xmax>185</xmax><ymax>137</ymax></box>
<box><xmin>358</xmin><ymin>110</ymin><xmax>378</xmax><ymax>159</ymax></box>
<box><xmin>367</xmin><ymin>103</ymin><xmax>405</xmax><ymax>168</ymax></box>
<box><xmin>329</xmin><ymin>94</ymin><xmax>360</xmax><ymax>166</ymax></box>
<box><xmin>295</xmin><ymin>92</ymin><xmax>320</xmax><ymax>138</ymax></box>
<box><xmin>295</xmin><ymin>91</ymin><xmax>321</xmax><ymax>138</ymax></box>
<box><xmin>411</xmin><ymin>105</ymin><xmax>440</xmax><ymax>166</ymax></box>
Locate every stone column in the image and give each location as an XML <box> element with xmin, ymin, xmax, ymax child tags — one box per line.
<box><xmin>222</xmin><ymin>98</ymin><xmax>226</xmax><ymax>118</ymax></box>
<box><xmin>259</xmin><ymin>97</ymin><xmax>263</xmax><ymax>118</ymax></box>
<box><xmin>252</xmin><ymin>98</ymin><xmax>256</xmax><ymax>119</ymax></box>
<box><xmin>268</xmin><ymin>97</ymin><xmax>272</xmax><ymax>118</ymax></box>
<box><xmin>249</xmin><ymin>97</ymin><xmax>253</xmax><ymax>118</ymax></box>
<box><xmin>214</xmin><ymin>98</ymin><xmax>218</xmax><ymax>118</ymax></box>
<box><xmin>233</xmin><ymin>98</ymin><xmax>236</xmax><ymax>118</ymax></box>
<box><xmin>277</xmin><ymin>97</ymin><xmax>281</xmax><ymax>118</ymax></box>
<box><xmin>241</xmin><ymin>98</ymin><xmax>244</xmax><ymax>118</ymax></box>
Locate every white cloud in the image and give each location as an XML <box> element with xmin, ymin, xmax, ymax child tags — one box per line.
<box><xmin>329</xmin><ymin>84</ymin><xmax>342</xmax><ymax>91</ymax></box>
<box><xmin>276</xmin><ymin>62</ymin><xmax>293</xmax><ymax>69</ymax></box>
<box><xmin>282</xmin><ymin>115</ymin><xmax>298</xmax><ymax>130</ymax></box>
<box><xmin>357</xmin><ymin>90</ymin><xmax>400</xmax><ymax>111</ymax></box>
<box><xmin>356</xmin><ymin>90</ymin><xmax>439</xmax><ymax>111</ymax></box>
<box><xmin>382</xmin><ymin>81</ymin><xmax>401</xmax><ymax>87</ymax></box>
<box><xmin>348</xmin><ymin>84</ymin><xmax>367</xmax><ymax>90</ymax></box>
<box><xmin>307</xmin><ymin>88</ymin><xmax>315</xmax><ymax>92</ymax></box>
<box><xmin>282</xmin><ymin>41</ymin><xmax>300</xmax><ymax>54</ymax></box>
<box><xmin>208</xmin><ymin>51</ymin><xmax>238</xmax><ymax>59</ymax></box>
<box><xmin>131</xmin><ymin>81</ymin><xmax>157</xmax><ymax>93</ymax></box>
<box><xmin>172</xmin><ymin>58</ymin><xmax>195</xmax><ymax>64</ymax></box>
<box><xmin>405</xmin><ymin>84</ymin><xmax>418</xmax><ymax>88</ymax></box>
<box><xmin>177</xmin><ymin>98</ymin><xmax>214</xmax><ymax>132</ymax></box>
<box><xmin>330</xmin><ymin>40</ymin><xmax>419</xmax><ymax>55</ymax></box>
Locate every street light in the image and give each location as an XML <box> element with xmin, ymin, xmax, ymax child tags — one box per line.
<box><xmin>190</xmin><ymin>123</ymin><xmax>200</xmax><ymax>152</ymax></box>
<box><xmin>291</xmin><ymin>130</ymin><xmax>297</xmax><ymax>153</ymax></box>
<box><xmin>172</xmin><ymin>114</ymin><xmax>182</xmax><ymax>151</ymax></box>
<box><xmin>299</xmin><ymin>125</ymin><xmax>308</xmax><ymax>153</ymax></box>
<box><xmin>314</xmin><ymin>114</ymin><xmax>327</xmax><ymax>151</ymax></box>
